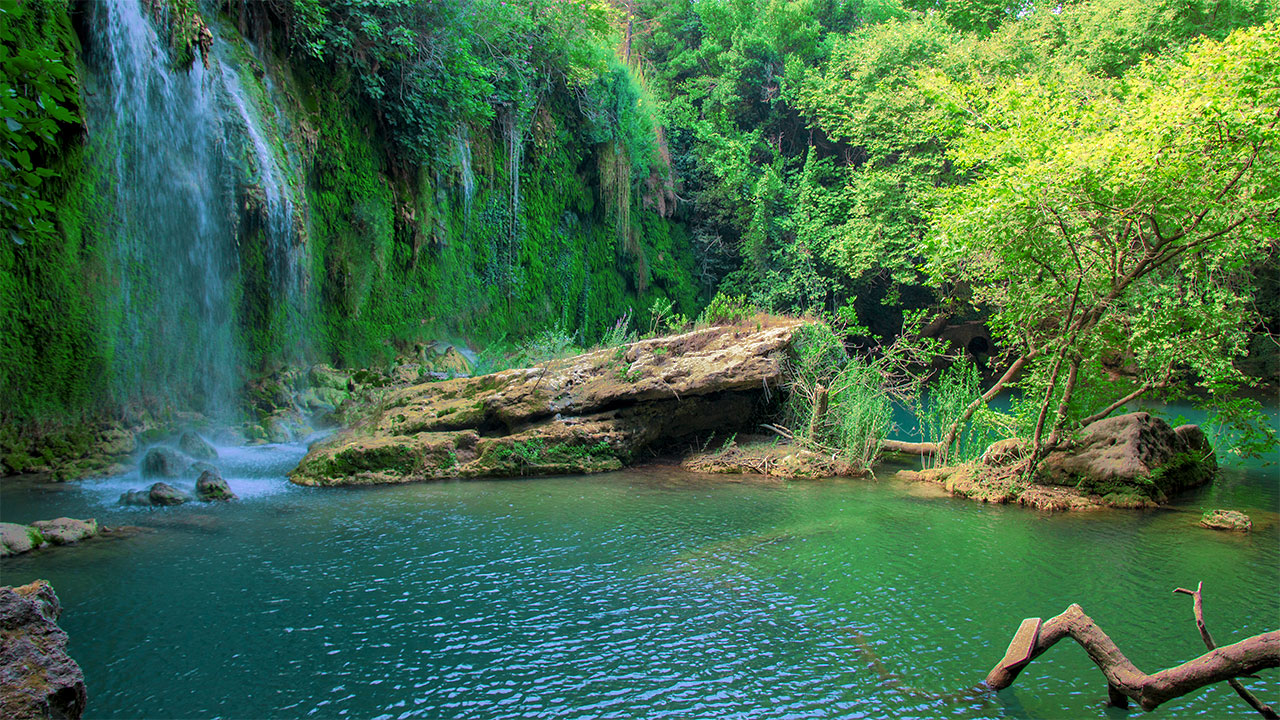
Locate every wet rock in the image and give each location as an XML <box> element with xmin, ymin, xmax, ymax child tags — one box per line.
<box><xmin>1200</xmin><ymin>509</ymin><xmax>1251</xmax><ymax>532</ymax></box>
<box><xmin>0</xmin><ymin>580</ymin><xmax>88</xmax><ymax>720</ymax></box>
<box><xmin>29</xmin><ymin>518</ymin><xmax>98</xmax><ymax>546</ymax></box>
<box><xmin>292</xmin><ymin>319</ymin><xmax>804</xmax><ymax>486</ymax></box>
<box><xmin>185</xmin><ymin>461</ymin><xmax>219</xmax><ymax>478</ymax></box>
<box><xmin>118</xmin><ymin>489</ymin><xmax>152</xmax><ymax>506</ymax></box>
<box><xmin>309</xmin><ymin>364</ymin><xmax>351</xmax><ymax>391</ymax></box>
<box><xmin>263</xmin><ymin>416</ymin><xmax>292</xmax><ymax>444</ymax></box>
<box><xmin>0</xmin><ymin>523</ymin><xmax>44</xmax><ymax>557</ymax></box>
<box><xmin>140</xmin><ymin>447</ymin><xmax>185</xmax><ymax>478</ymax></box>
<box><xmin>1036</xmin><ymin>412</ymin><xmax>1216</xmax><ymax>502</ymax></box>
<box><xmin>195</xmin><ymin>470</ymin><xmax>236</xmax><ymax>501</ymax></box>
<box><xmin>178</xmin><ymin>432</ymin><xmax>217</xmax><ymax>460</ymax></box>
<box><xmin>148</xmin><ymin>482</ymin><xmax>189</xmax><ymax>506</ymax></box>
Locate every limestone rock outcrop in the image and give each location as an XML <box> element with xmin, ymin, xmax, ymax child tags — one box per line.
<box><xmin>0</xmin><ymin>581</ymin><xmax>87</xmax><ymax>720</ymax></box>
<box><xmin>291</xmin><ymin>319</ymin><xmax>803</xmax><ymax>486</ymax></box>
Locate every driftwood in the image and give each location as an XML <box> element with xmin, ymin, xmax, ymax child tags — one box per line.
<box><xmin>986</xmin><ymin>596</ymin><xmax>1280</xmax><ymax>712</ymax></box>
<box><xmin>880</xmin><ymin>439</ymin><xmax>938</xmax><ymax>457</ymax></box>
<box><xmin>1174</xmin><ymin>582</ymin><xmax>1278</xmax><ymax>718</ymax></box>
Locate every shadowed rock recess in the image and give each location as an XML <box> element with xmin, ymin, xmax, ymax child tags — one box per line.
<box><xmin>291</xmin><ymin>319</ymin><xmax>802</xmax><ymax>486</ymax></box>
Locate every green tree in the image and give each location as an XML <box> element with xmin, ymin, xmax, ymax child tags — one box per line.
<box><xmin>924</xmin><ymin>22</ymin><xmax>1280</xmax><ymax>466</ymax></box>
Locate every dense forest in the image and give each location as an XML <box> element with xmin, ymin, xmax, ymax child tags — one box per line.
<box><xmin>1</xmin><ymin>0</ymin><xmax>1277</xmax><ymax>456</ymax></box>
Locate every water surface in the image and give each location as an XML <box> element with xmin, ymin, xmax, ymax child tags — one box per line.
<box><xmin>1</xmin><ymin>435</ymin><xmax>1277</xmax><ymax>719</ymax></box>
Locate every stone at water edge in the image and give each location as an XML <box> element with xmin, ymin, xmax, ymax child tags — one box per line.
<box><xmin>195</xmin><ymin>470</ymin><xmax>237</xmax><ymax>501</ymax></box>
<box><xmin>179</xmin><ymin>431</ymin><xmax>217</xmax><ymax>460</ymax></box>
<box><xmin>1036</xmin><ymin>412</ymin><xmax>1217</xmax><ymax>503</ymax></box>
<box><xmin>148</xmin><ymin>482</ymin><xmax>189</xmax><ymax>506</ymax></box>
<box><xmin>0</xmin><ymin>523</ymin><xmax>45</xmax><ymax>557</ymax></box>
<box><xmin>29</xmin><ymin>518</ymin><xmax>98</xmax><ymax>546</ymax></box>
<box><xmin>140</xmin><ymin>447</ymin><xmax>185</xmax><ymax>477</ymax></box>
<box><xmin>1199</xmin><ymin>509</ymin><xmax>1251</xmax><ymax>532</ymax></box>
<box><xmin>0</xmin><ymin>581</ymin><xmax>88</xmax><ymax>720</ymax></box>
<box><xmin>118</xmin><ymin>489</ymin><xmax>151</xmax><ymax>506</ymax></box>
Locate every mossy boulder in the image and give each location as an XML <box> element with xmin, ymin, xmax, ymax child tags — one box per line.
<box><xmin>178</xmin><ymin>432</ymin><xmax>217</xmax><ymax>460</ymax></box>
<box><xmin>140</xmin><ymin>447</ymin><xmax>185</xmax><ymax>477</ymax></box>
<box><xmin>148</xmin><ymin>482</ymin><xmax>189</xmax><ymax>506</ymax></box>
<box><xmin>0</xmin><ymin>523</ymin><xmax>45</xmax><ymax>557</ymax></box>
<box><xmin>30</xmin><ymin>518</ymin><xmax>98</xmax><ymax>546</ymax></box>
<box><xmin>1036</xmin><ymin>412</ymin><xmax>1216</xmax><ymax>502</ymax></box>
<box><xmin>1200</xmin><ymin>509</ymin><xmax>1251</xmax><ymax>532</ymax></box>
<box><xmin>195</xmin><ymin>470</ymin><xmax>236</xmax><ymax>501</ymax></box>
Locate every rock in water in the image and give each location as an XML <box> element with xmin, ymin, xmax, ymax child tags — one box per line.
<box><xmin>118</xmin><ymin>489</ymin><xmax>152</xmax><ymax>507</ymax></box>
<box><xmin>0</xmin><ymin>523</ymin><xmax>45</xmax><ymax>557</ymax></box>
<box><xmin>292</xmin><ymin>319</ymin><xmax>803</xmax><ymax>486</ymax></box>
<box><xmin>29</xmin><ymin>519</ymin><xmax>98</xmax><ymax>546</ymax></box>
<box><xmin>0</xmin><ymin>581</ymin><xmax>88</xmax><ymax>719</ymax></box>
<box><xmin>185</xmin><ymin>461</ymin><xmax>219</xmax><ymax>478</ymax></box>
<box><xmin>140</xmin><ymin>447</ymin><xmax>184</xmax><ymax>477</ymax></box>
<box><xmin>178</xmin><ymin>432</ymin><xmax>217</xmax><ymax>460</ymax></box>
<box><xmin>1037</xmin><ymin>412</ymin><xmax>1217</xmax><ymax>503</ymax></box>
<box><xmin>1200</xmin><ymin>509</ymin><xmax>1251</xmax><ymax>532</ymax></box>
<box><xmin>195</xmin><ymin>470</ymin><xmax>237</xmax><ymax>501</ymax></box>
<box><xmin>148</xmin><ymin>482</ymin><xmax>189</xmax><ymax>506</ymax></box>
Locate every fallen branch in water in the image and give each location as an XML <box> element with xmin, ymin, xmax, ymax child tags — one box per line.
<box><xmin>985</xmin><ymin>601</ymin><xmax>1280</xmax><ymax>711</ymax></box>
<box><xmin>880</xmin><ymin>439</ymin><xmax>938</xmax><ymax>457</ymax></box>
<box><xmin>1174</xmin><ymin>581</ymin><xmax>1278</xmax><ymax>718</ymax></box>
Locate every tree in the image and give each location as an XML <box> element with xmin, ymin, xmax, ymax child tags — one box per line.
<box><xmin>923</xmin><ymin>21</ymin><xmax>1280</xmax><ymax>466</ymax></box>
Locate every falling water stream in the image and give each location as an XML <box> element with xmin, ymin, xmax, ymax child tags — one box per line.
<box><xmin>83</xmin><ymin>0</ymin><xmax>304</xmax><ymax>416</ymax></box>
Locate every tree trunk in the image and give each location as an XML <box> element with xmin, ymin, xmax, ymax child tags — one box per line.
<box><xmin>986</xmin><ymin>604</ymin><xmax>1280</xmax><ymax>712</ymax></box>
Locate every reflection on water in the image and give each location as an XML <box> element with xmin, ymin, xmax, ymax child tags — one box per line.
<box><xmin>1</xmin><ymin>426</ymin><xmax>1276</xmax><ymax>719</ymax></box>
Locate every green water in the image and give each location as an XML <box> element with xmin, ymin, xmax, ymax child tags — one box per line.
<box><xmin>1</xmin><ymin>435</ymin><xmax>1277</xmax><ymax>719</ymax></box>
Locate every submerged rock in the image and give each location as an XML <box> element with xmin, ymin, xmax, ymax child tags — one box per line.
<box><xmin>185</xmin><ymin>461</ymin><xmax>219</xmax><ymax>478</ymax></box>
<box><xmin>0</xmin><ymin>523</ymin><xmax>44</xmax><ymax>557</ymax></box>
<box><xmin>179</xmin><ymin>432</ymin><xmax>217</xmax><ymax>460</ymax></box>
<box><xmin>0</xmin><ymin>580</ymin><xmax>88</xmax><ymax>720</ymax></box>
<box><xmin>118</xmin><ymin>489</ymin><xmax>152</xmax><ymax>507</ymax></box>
<box><xmin>1036</xmin><ymin>412</ymin><xmax>1216</xmax><ymax>503</ymax></box>
<box><xmin>195</xmin><ymin>470</ymin><xmax>236</xmax><ymax>501</ymax></box>
<box><xmin>292</xmin><ymin>318</ymin><xmax>803</xmax><ymax>486</ymax></box>
<box><xmin>140</xmin><ymin>447</ymin><xmax>185</xmax><ymax>478</ymax></box>
<box><xmin>29</xmin><ymin>518</ymin><xmax>98</xmax><ymax>546</ymax></box>
<box><xmin>1200</xmin><ymin>509</ymin><xmax>1251</xmax><ymax>532</ymax></box>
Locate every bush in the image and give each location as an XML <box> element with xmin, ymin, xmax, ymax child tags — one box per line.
<box><xmin>696</xmin><ymin>292</ymin><xmax>755</xmax><ymax>327</ymax></box>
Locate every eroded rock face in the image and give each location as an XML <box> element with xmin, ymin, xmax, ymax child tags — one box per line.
<box><xmin>1036</xmin><ymin>412</ymin><xmax>1216</xmax><ymax>503</ymax></box>
<box><xmin>0</xmin><ymin>581</ymin><xmax>87</xmax><ymax>720</ymax></box>
<box><xmin>291</xmin><ymin>319</ymin><xmax>802</xmax><ymax>486</ymax></box>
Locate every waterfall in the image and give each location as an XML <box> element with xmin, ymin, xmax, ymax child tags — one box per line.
<box><xmin>83</xmin><ymin>0</ymin><xmax>305</xmax><ymax>419</ymax></box>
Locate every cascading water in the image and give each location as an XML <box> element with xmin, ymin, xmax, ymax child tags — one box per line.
<box><xmin>82</xmin><ymin>0</ymin><xmax>306</xmax><ymax>420</ymax></box>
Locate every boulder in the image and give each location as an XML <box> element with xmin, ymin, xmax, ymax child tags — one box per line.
<box><xmin>148</xmin><ymin>482</ymin><xmax>189</xmax><ymax>506</ymax></box>
<box><xmin>185</xmin><ymin>461</ymin><xmax>219</xmax><ymax>478</ymax></box>
<box><xmin>309</xmin><ymin>364</ymin><xmax>351</xmax><ymax>391</ymax></box>
<box><xmin>0</xmin><ymin>580</ymin><xmax>88</xmax><ymax>720</ymax></box>
<box><xmin>292</xmin><ymin>318</ymin><xmax>803</xmax><ymax>486</ymax></box>
<box><xmin>195</xmin><ymin>470</ymin><xmax>237</xmax><ymax>501</ymax></box>
<box><xmin>1200</xmin><ymin>509</ymin><xmax>1251</xmax><ymax>532</ymax></box>
<box><xmin>118</xmin><ymin>489</ymin><xmax>152</xmax><ymax>506</ymax></box>
<box><xmin>140</xmin><ymin>447</ymin><xmax>184</xmax><ymax>478</ymax></box>
<box><xmin>178</xmin><ymin>432</ymin><xmax>217</xmax><ymax>460</ymax></box>
<box><xmin>1036</xmin><ymin>412</ymin><xmax>1217</xmax><ymax>503</ymax></box>
<box><xmin>29</xmin><ymin>518</ymin><xmax>98</xmax><ymax>546</ymax></box>
<box><xmin>0</xmin><ymin>523</ymin><xmax>44</xmax><ymax>557</ymax></box>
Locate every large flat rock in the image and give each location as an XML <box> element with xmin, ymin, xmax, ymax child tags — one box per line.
<box><xmin>291</xmin><ymin>319</ymin><xmax>803</xmax><ymax>486</ymax></box>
